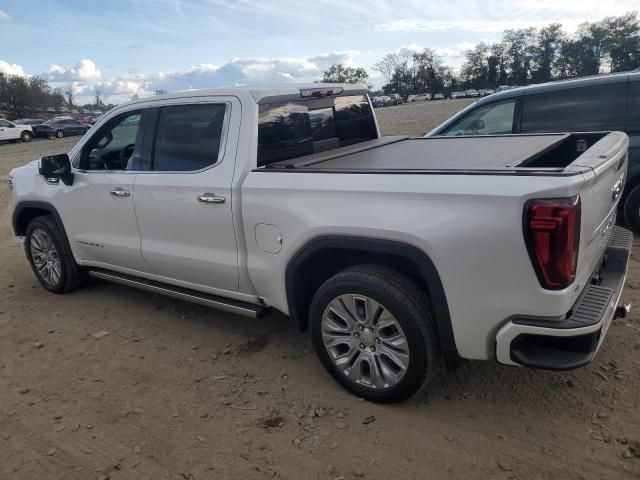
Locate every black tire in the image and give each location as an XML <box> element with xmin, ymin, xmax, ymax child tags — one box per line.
<box><xmin>309</xmin><ymin>265</ymin><xmax>440</xmax><ymax>403</ymax></box>
<box><xmin>20</xmin><ymin>131</ymin><xmax>32</xmax><ymax>142</ymax></box>
<box><xmin>623</xmin><ymin>185</ymin><xmax>640</xmax><ymax>233</ymax></box>
<box><xmin>24</xmin><ymin>215</ymin><xmax>86</xmax><ymax>294</ymax></box>
<box><xmin>55</xmin><ymin>129</ymin><xmax>64</xmax><ymax>138</ymax></box>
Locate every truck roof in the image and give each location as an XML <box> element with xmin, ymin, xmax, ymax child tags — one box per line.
<box><xmin>122</xmin><ymin>83</ymin><xmax>369</xmax><ymax>108</ymax></box>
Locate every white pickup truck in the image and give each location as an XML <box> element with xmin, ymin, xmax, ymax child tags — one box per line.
<box><xmin>7</xmin><ymin>84</ymin><xmax>633</xmax><ymax>402</ymax></box>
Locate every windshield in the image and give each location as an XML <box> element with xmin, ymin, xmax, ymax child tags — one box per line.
<box><xmin>257</xmin><ymin>94</ymin><xmax>377</xmax><ymax>167</ymax></box>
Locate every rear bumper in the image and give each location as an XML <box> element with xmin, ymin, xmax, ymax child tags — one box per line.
<box><xmin>495</xmin><ymin>226</ymin><xmax>633</xmax><ymax>370</ymax></box>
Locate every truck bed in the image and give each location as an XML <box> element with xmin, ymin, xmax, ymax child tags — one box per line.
<box><xmin>261</xmin><ymin>132</ymin><xmax>612</xmax><ymax>175</ymax></box>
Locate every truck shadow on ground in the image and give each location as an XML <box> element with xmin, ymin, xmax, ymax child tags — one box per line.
<box><xmin>82</xmin><ymin>278</ymin><xmax>608</xmax><ymax>414</ymax></box>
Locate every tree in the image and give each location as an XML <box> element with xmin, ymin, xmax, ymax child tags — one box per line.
<box><xmin>601</xmin><ymin>12</ymin><xmax>640</xmax><ymax>72</ymax></box>
<box><xmin>531</xmin><ymin>23</ymin><xmax>565</xmax><ymax>83</ymax></box>
<box><xmin>94</xmin><ymin>85</ymin><xmax>103</xmax><ymax>107</ymax></box>
<box><xmin>64</xmin><ymin>82</ymin><xmax>75</xmax><ymax>109</ymax></box>
<box><xmin>320</xmin><ymin>64</ymin><xmax>369</xmax><ymax>84</ymax></box>
<box><xmin>503</xmin><ymin>28</ymin><xmax>536</xmax><ymax>85</ymax></box>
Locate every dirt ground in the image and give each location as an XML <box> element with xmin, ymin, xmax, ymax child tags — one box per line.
<box><xmin>1</xmin><ymin>100</ymin><xmax>639</xmax><ymax>480</ymax></box>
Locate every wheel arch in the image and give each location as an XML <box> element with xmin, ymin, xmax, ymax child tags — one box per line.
<box><xmin>12</xmin><ymin>201</ymin><xmax>66</xmax><ymax>238</ymax></box>
<box><xmin>285</xmin><ymin>236</ymin><xmax>458</xmax><ymax>364</ymax></box>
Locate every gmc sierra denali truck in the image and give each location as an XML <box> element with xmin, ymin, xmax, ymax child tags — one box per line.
<box><xmin>7</xmin><ymin>84</ymin><xmax>633</xmax><ymax>403</ymax></box>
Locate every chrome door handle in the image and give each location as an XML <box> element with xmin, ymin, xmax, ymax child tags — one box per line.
<box><xmin>110</xmin><ymin>187</ymin><xmax>130</xmax><ymax>197</ymax></box>
<box><xmin>197</xmin><ymin>193</ymin><xmax>225</xmax><ymax>204</ymax></box>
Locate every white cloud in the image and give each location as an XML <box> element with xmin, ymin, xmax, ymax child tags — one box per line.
<box><xmin>374</xmin><ymin>0</ymin><xmax>639</xmax><ymax>34</ymax></box>
<box><xmin>54</xmin><ymin>51</ymin><xmax>362</xmax><ymax>103</ymax></box>
<box><xmin>0</xmin><ymin>60</ymin><xmax>27</xmax><ymax>77</ymax></box>
<box><xmin>43</xmin><ymin>59</ymin><xmax>102</xmax><ymax>82</ymax></box>
<box><xmin>0</xmin><ymin>10</ymin><xmax>8</xmax><ymax>21</ymax></box>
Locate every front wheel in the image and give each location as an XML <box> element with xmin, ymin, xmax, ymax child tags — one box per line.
<box><xmin>309</xmin><ymin>265</ymin><xmax>440</xmax><ymax>403</ymax></box>
<box><xmin>24</xmin><ymin>215</ymin><xmax>86</xmax><ymax>293</ymax></box>
<box><xmin>623</xmin><ymin>185</ymin><xmax>640</xmax><ymax>233</ymax></box>
<box><xmin>21</xmin><ymin>131</ymin><xmax>32</xmax><ymax>142</ymax></box>
<box><xmin>55</xmin><ymin>129</ymin><xmax>64</xmax><ymax>138</ymax></box>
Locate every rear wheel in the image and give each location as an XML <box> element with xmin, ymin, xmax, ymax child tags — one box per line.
<box><xmin>20</xmin><ymin>131</ymin><xmax>32</xmax><ymax>142</ymax></box>
<box><xmin>309</xmin><ymin>265</ymin><xmax>439</xmax><ymax>403</ymax></box>
<box><xmin>55</xmin><ymin>129</ymin><xmax>64</xmax><ymax>138</ymax></box>
<box><xmin>623</xmin><ymin>185</ymin><xmax>640</xmax><ymax>233</ymax></box>
<box><xmin>24</xmin><ymin>215</ymin><xmax>86</xmax><ymax>293</ymax></box>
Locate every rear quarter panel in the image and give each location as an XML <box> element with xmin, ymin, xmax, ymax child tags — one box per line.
<box><xmin>241</xmin><ymin>170</ymin><xmax>588</xmax><ymax>360</ymax></box>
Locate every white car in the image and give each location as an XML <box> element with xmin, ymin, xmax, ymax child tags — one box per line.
<box><xmin>409</xmin><ymin>93</ymin><xmax>431</xmax><ymax>102</ymax></box>
<box><xmin>0</xmin><ymin>119</ymin><xmax>33</xmax><ymax>143</ymax></box>
<box><xmin>8</xmin><ymin>84</ymin><xmax>632</xmax><ymax>403</ymax></box>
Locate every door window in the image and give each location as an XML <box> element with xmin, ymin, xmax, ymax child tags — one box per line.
<box><xmin>81</xmin><ymin>111</ymin><xmax>142</xmax><ymax>170</ymax></box>
<box><xmin>443</xmin><ymin>100</ymin><xmax>516</xmax><ymax>136</ymax></box>
<box><xmin>0</xmin><ymin>120</ymin><xmax>13</xmax><ymax>128</ymax></box>
<box><xmin>521</xmin><ymin>83</ymin><xmax>627</xmax><ymax>133</ymax></box>
<box><xmin>151</xmin><ymin>103</ymin><xmax>227</xmax><ymax>172</ymax></box>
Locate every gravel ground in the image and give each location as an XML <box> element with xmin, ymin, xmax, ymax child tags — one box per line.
<box><xmin>1</xmin><ymin>101</ymin><xmax>639</xmax><ymax>480</ymax></box>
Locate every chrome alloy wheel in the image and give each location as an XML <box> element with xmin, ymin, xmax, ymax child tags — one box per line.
<box><xmin>29</xmin><ymin>228</ymin><xmax>62</xmax><ymax>286</ymax></box>
<box><xmin>321</xmin><ymin>294</ymin><xmax>410</xmax><ymax>389</ymax></box>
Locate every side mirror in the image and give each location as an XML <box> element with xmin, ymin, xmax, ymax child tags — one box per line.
<box><xmin>469</xmin><ymin>119</ymin><xmax>485</xmax><ymax>131</ymax></box>
<box><xmin>39</xmin><ymin>154</ymin><xmax>74</xmax><ymax>186</ymax></box>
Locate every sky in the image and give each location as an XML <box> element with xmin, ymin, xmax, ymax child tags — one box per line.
<box><xmin>0</xmin><ymin>0</ymin><xmax>635</xmax><ymax>104</ymax></box>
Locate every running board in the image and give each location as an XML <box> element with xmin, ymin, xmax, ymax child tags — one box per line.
<box><xmin>88</xmin><ymin>269</ymin><xmax>269</xmax><ymax>319</ymax></box>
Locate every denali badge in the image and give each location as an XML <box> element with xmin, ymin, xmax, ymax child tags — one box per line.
<box><xmin>612</xmin><ymin>175</ymin><xmax>625</xmax><ymax>202</ymax></box>
<box><xmin>77</xmin><ymin>239</ymin><xmax>104</xmax><ymax>248</ymax></box>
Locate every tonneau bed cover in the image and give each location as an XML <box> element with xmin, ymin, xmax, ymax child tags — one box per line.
<box><xmin>260</xmin><ymin>132</ymin><xmax>621</xmax><ymax>175</ymax></box>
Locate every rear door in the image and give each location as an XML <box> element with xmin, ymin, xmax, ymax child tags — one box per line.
<box><xmin>133</xmin><ymin>98</ymin><xmax>240</xmax><ymax>292</ymax></box>
<box><xmin>520</xmin><ymin>79</ymin><xmax>628</xmax><ymax>133</ymax></box>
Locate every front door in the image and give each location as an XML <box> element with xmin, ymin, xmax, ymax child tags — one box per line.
<box><xmin>134</xmin><ymin>99</ymin><xmax>239</xmax><ymax>292</ymax></box>
<box><xmin>56</xmin><ymin>109</ymin><xmax>150</xmax><ymax>273</ymax></box>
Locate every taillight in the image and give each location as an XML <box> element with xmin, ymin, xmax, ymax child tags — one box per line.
<box><xmin>524</xmin><ymin>196</ymin><xmax>581</xmax><ymax>290</ymax></box>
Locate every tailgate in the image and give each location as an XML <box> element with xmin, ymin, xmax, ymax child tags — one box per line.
<box><xmin>570</xmin><ymin>132</ymin><xmax>629</xmax><ymax>282</ymax></box>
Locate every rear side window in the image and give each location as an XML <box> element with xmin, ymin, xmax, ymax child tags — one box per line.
<box><xmin>257</xmin><ymin>95</ymin><xmax>377</xmax><ymax>166</ymax></box>
<box><xmin>628</xmin><ymin>80</ymin><xmax>640</xmax><ymax>132</ymax></box>
<box><xmin>152</xmin><ymin>103</ymin><xmax>227</xmax><ymax>172</ymax></box>
<box><xmin>521</xmin><ymin>83</ymin><xmax>627</xmax><ymax>133</ymax></box>
<box><xmin>444</xmin><ymin>99</ymin><xmax>516</xmax><ymax>136</ymax></box>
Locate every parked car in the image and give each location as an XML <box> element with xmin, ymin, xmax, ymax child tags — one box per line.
<box><xmin>0</xmin><ymin>119</ymin><xmax>33</xmax><ymax>142</ymax></box>
<box><xmin>450</xmin><ymin>91</ymin><xmax>464</xmax><ymax>99</ymax></box>
<box><xmin>379</xmin><ymin>95</ymin><xmax>395</xmax><ymax>107</ymax></box>
<box><xmin>57</xmin><ymin>106</ymin><xmax>69</xmax><ymax>113</ymax></box>
<box><xmin>32</xmin><ymin>119</ymin><xmax>90</xmax><ymax>138</ymax></box>
<box><xmin>428</xmin><ymin>70</ymin><xmax>640</xmax><ymax>231</ymax></box>
<box><xmin>433</xmin><ymin>93</ymin><xmax>445</xmax><ymax>100</ymax></box>
<box><xmin>91</xmin><ymin>110</ymin><xmax>103</xmax><ymax>116</ymax></box>
<box><xmin>13</xmin><ymin>118</ymin><xmax>45</xmax><ymax>126</ymax></box>
<box><xmin>479</xmin><ymin>89</ymin><xmax>495</xmax><ymax>96</ymax></box>
<box><xmin>88</xmin><ymin>116</ymin><xmax>101</xmax><ymax>124</ymax></box>
<box><xmin>7</xmin><ymin>84</ymin><xmax>632</xmax><ymax>402</ymax></box>
<box><xmin>465</xmin><ymin>89</ymin><xmax>480</xmax><ymax>98</ymax></box>
<box><xmin>389</xmin><ymin>94</ymin><xmax>403</xmax><ymax>105</ymax></box>
<box><xmin>46</xmin><ymin>107</ymin><xmax>56</xmax><ymax>114</ymax></box>
<box><xmin>371</xmin><ymin>96</ymin><xmax>384</xmax><ymax>108</ymax></box>
<box><xmin>409</xmin><ymin>93</ymin><xmax>431</xmax><ymax>102</ymax></box>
